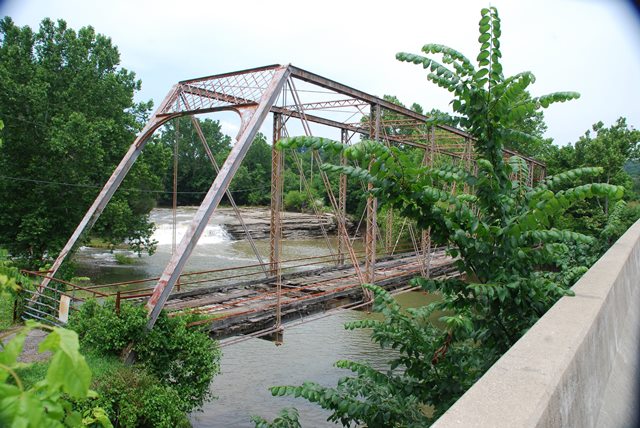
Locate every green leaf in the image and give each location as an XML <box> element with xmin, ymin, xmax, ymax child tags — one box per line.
<box><xmin>477</xmin><ymin>50</ymin><xmax>490</xmax><ymax>61</ymax></box>
<box><xmin>478</xmin><ymin>33</ymin><xmax>491</xmax><ymax>43</ymax></box>
<box><xmin>474</xmin><ymin>68</ymin><xmax>489</xmax><ymax>79</ymax></box>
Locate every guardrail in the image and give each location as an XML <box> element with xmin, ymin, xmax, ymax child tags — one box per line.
<box><xmin>18</xmin><ymin>243</ymin><xmax>425</xmax><ymax>325</ymax></box>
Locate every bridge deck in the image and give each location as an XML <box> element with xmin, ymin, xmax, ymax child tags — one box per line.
<box><xmin>165</xmin><ymin>250</ymin><xmax>457</xmax><ymax>339</ymax></box>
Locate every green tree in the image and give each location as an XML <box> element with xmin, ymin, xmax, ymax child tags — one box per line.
<box><xmin>158</xmin><ymin>116</ymin><xmax>231</xmax><ymax>206</ymax></box>
<box><xmin>260</xmin><ymin>7</ymin><xmax>622</xmax><ymax>427</ymax></box>
<box><xmin>0</xmin><ymin>18</ymin><xmax>169</xmax><ymax>265</ymax></box>
<box><xmin>229</xmin><ymin>133</ymin><xmax>273</xmax><ymax>205</ymax></box>
<box><xmin>545</xmin><ymin>118</ymin><xmax>640</xmax><ymax>236</ymax></box>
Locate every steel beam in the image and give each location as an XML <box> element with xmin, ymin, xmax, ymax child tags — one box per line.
<box><xmin>145</xmin><ymin>66</ymin><xmax>290</xmax><ymax>328</ymax></box>
<box><xmin>364</xmin><ymin>104</ymin><xmax>381</xmax><ymax>288</ymax></box>
<box><xmin>269</xmin><ymin>113</ymin><xmax>284</xmax><ymax>276</ymax></box>
<box><xmin>283</xmin><ymin>99</ymin><xmax>368</xmax><ymax>112</ymax></box>
<box><xmin>38</xmin><ymin>85</ymin><xmax>181</xmax><ymax>292</ymax></box>
<box><xmin>337</xmin><ymin>129</ymin><xmax>348</xmax><ymax>266</ymax></box>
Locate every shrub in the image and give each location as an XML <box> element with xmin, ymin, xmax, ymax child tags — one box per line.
<box><xmin>136</xmin><ymin>311</ymin><xmax>220</xmax><ymax>411</ymax></box>
<box><xmin>252</xmin><ymin>408</ymin><xmax>302</xmax><ymax>428</ymax></box>
<box><xmin>69</xmin><ymin>299</ymin><xmax>147</xmax><ymax>355</ymax></box>
<box><xmin>69</xmin><ymin>299</ymin><xmax>221</xmax><ymax>413</ymax></box>
<box><xmin>79</xmin><ymin>362</ymin><xmax>190</xmax><ymax>428</ymax></box>
<box><xmin>0</xmin><ymin>248</ymin><xmax>33</xmax><ymax>329</ymax></box>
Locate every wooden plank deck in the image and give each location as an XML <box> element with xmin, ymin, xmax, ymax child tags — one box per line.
<box><xmin>165</xmin><ymin>250</ymin><xmax>458</xmax><ymax>339</ymax></box>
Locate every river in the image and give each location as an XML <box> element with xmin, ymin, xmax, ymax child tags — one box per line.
<box><xmin>74</xmin><ymin>207</ymin><xmax>434</xmax><ymax>427</ymax></box>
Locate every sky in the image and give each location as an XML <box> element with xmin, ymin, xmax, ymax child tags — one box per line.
<box><xmin>1</xmin><ymin>0</ymin><xmax>639</xmax><ymax>146</ymax></box>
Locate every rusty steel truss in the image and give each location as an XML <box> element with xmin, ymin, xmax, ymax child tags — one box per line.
<box><xmin>39</xmin><ymin>64</ymin><xmax>546</xmax><ymax>329</ymax></box>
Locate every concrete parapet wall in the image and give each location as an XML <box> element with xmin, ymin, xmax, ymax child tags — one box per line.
<box><xmin>433</xmin><ymin>220</ymin><xmax>640</xmax><ymax>428</ymax></box>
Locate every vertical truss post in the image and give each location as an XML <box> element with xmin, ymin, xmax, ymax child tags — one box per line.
<box><xmin>463</xmin><ymin>137</ymin><xmax>472</xmax><ymax>194</ymax></box>
<box><xmin>337</xmin><ymin>128</ymin><xmax>348</xmax><ymax>265</ymax></box>
<box><xmin>270</xmin><ymin>113</ymin><xmax>284</xmax><ymax>276</ymax></box>
<box><xmin>271</xmin><ymin>117</ymin><xmax>284</xmax><ymax>336</ymax></box>
<box><xmin>365</xmin><ymin>104</ymin><xmax>381</xmax><ymax>287</ymax></box>
<box><xmin>145</xmin><ymin>67</ymin><xmax>290</xmax><ymax>328</ymax></box>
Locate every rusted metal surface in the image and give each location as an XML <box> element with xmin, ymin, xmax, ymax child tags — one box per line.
<box><xmin>364</xmin><ymin>104</ymin><xmax>381</xmax><ymax>292</ymax></box>
<box><xmin>337</xmin><ymin>132</ymin><xmax>348</xmax><ymax>266</ymax></box>
<box><xmin>145</xmin><ymin>66</ymin><xmax>291</xmax><ymax>328</ymax></box>
<box><xmin>269</xmin><ymin>113</ymin><xmax>284</xmax><ymax>276</ymax></box>
<box><xmin>38</xmin><ymin>85</ymin><xmax>181</xmax><ymax>293</ymax></box>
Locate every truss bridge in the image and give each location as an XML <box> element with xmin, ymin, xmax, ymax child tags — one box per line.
<box><xmin>22</xmin><ymin>64</ymin><xmax>544</xmax><ymax>342</ymax></box>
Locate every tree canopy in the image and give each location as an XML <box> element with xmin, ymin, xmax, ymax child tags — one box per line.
<box><xmin>0</xmin><ymin>17</ymin><xmax>169</xmax><ymax>264</ymax></box>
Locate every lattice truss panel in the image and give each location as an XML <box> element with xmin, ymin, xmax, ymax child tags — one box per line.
<box><xmin>161</xmin><ymin>65</ymin><xmax>282</xmax><ymax>115</ymax></box>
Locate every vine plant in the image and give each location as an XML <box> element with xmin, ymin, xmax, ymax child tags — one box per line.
<box><xmin>257</xmin><ymin>7</ymin><xmax>624</xmax><ymax>428</ymax></box>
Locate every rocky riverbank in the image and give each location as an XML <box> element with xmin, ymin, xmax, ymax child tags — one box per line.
<box><xmin>214</xmin><ymin>207</ymin><xmax>355</xmax><ymax>240</ymax></box>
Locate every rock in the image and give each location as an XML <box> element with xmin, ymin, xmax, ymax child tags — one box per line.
<box><xmin>216</xmin><ymin>207</ymin><xmax>355</xmax><ymax>240</ymax></box>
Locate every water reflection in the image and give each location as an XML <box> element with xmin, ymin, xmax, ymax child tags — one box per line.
<box><xmin>191</xmin><ymin>292</ymin><xmax>436</xmax><ymax>428</ymax></box>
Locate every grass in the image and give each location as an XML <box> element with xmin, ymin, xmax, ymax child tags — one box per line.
<box><xmin>114</xmin><ymin>253</ymin><xmax>137</xmax><ymax>265</ymax></box>
<box><xmin>0</xmin><ymin>293</ymin><xmax>16</xmax><ymax>331</ymax></box>
<box><xmin>16</xmin><ymin>346</ymin><xmax>125</xmax><ymax>390</ymax></box>
<box><xmin>87</xmin><ymin>237</ymin><xmax>129</xmax><ymax>250</ymax></box>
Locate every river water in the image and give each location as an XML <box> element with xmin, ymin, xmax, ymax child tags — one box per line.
<box><xmin>74</xmin><ymin>207</ymin><xmax>433</xmax><ymax>427</ymax></box>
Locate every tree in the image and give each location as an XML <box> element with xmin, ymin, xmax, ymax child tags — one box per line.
<box><xmin>260</xmin><ymin>7</ymin><xmax>623</xmax><ymax>427</ymax></box>
<box><xmin>229</xmin><ymin>133</ymin><xmax>273</xmax><ymax>205</ymax></box>
<box><xmin>545</xmin><ymin>118</ymin><xmax>640</xmax><ymax>235</ymax></box>
<box><xmin>158</xmin><ymin>116</ymin><xmax>232</xmax><ymax>206</ymax></box>
<box><xmin>0</xmin><ymin>18</ymin><xmax>169</xmax><ymax>265</ymax></box>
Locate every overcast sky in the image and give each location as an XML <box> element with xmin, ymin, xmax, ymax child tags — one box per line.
<box><xmin>2</xmin><ymin>0</ymin><xmax>639</xmax><ymax>146</ymax></box>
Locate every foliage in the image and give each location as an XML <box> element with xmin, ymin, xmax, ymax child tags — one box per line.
<box><xmin>74</xmin><ymin>356</ymin><xmax>190</xmax><ymax>428</ymax></box>
<box><xmin>547</xmin><ymin>118</ymin><xmax>640</xmax><ymax>182</ymax></box>
<box><xmin>0</xmin><ymin>18</ymin><xmax>169</xmax><ymax>265</ymax></box>
<box><xmin>157</xmin><ymin>119</ymin><xmax>274</xmax><ymax>207</ymax></box>
<box><xmin>135</xmin><ymin>309</ymin><xmax>220</xmax><ymax>411</ymax></box>
<box><xmin>544</xmin><ymin>117</ymin><xmax>640</xmax><ymax>232</ymax></box>
<box><xmin>251</xmin><ymin>408</ymin><xmax>302</xmax><ymax>428</ymax></box>
<box><xmin>283</xmin><ymin>190</ymin><xmax>307</xmax><ymax>212</ymax></box>
<box><xmin>114</xmin><ymin>253</ymin><xmax>136</xmax><ymax>265</ymax></box>
<box><xmin>157</xmin><ymin>116</ymin><xmax>232</xmax><ymax>206</ymax></box>
<box><xmin>0</xmin><ymin>248</ymin><xmax>33</xmax><ymax>329</ymax></box>
<box><xmin>68</xmin><ymin>299</ymin><xmax>147</xmax><ymax>356</ymax></box>
<box><xmin>283</xmin><ymin>189</ymin><xmax>323</xmax><ymax>213</ymax></box>
<box><xmin>68</xmin><ymin>299</ymin><xmax>221</xmax><ymax>412</ymax></box>
<box><xmin>230</xmin><ymin>133</ymin><xmax>274</xmax><ymax>205</ymax></box>
<box><xmin>0</xmin><ymin>321</ymin><xmax>112</xmax><ymax>427</ymax></box>
<box><xmin>265</xmin><ymin>285</ymin><xmax>488</xmax><ymax>426</ymax></box>
<box><xmin>266</xmin><ymin>7</ymin><xmax>623</xmax><ymax>427</ymax></box>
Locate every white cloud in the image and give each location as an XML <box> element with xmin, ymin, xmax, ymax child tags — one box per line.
<box><xmin>3</xmin><ymin>0</ymin><xmax>639</xmax><ymax>145</ymax></box>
